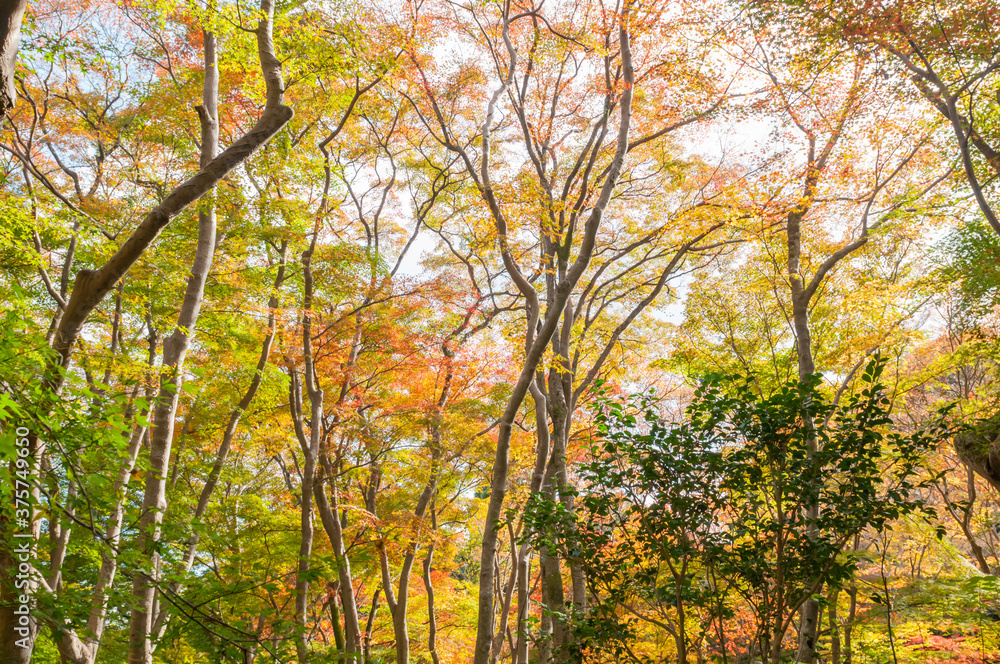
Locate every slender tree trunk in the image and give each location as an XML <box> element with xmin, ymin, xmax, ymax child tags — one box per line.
<box><xmin>674</xmin><ymin>567</ymin><xmax>688</xmax><ymax>664</ymax></box>
<box><xmin>287</xmin><ymin>241</ymin><xmax>326</xmax><ymax>664</ymax></box>
<box><xmin>513</xmin><ymin>548</ymin><xmax>530</xmax><ymax>664</ymax></box>
<box><xmin>423</xmin><ymin>538</ymin><xmax>441</xmax><ymax>664</ymax></box>
<box><xmin>829</xmin><ymin>587</ymin><xmax>841</xmax><ymax>664</ymax></box>
<box><xmin>294</xmin><ymin>392</ymin><xmax>319</xmax><ymax>664</ymax></box>
<box><xmin>491</xmin><ymin>537</ymin><xmax>520</xmax><ymax>664</ymax></box>
<box><xmin>364</xmin><ymin>589</ymin><xmax>379</xmax><ymax>664</ymax></box>
<box><xmin>788</xmin><ymin>157</ymin><xmax>820</xmax><ymax>664</ymax></box>
<box><xmin>519</xmin><ymin>379</ymin><xmax>549</xmax><ymax>662</ymax></box>
<box><xmin>844</xmin><ymin>583</ymin><xmax>857</xmax><ymax>664</ymax></box>
<box><xmin>536</xmin><ymin>364</ymin><xmax>570</xmax><ymax>662</ymax></box>
<box><xmin>329</xmin><ymin>586</ymin><xmax>346</xmax><ymax>655</ymax></box>
<box><xmin>959</xmin><ymin>466</ymin><xmax>991</xmax><ymax>573</ymax></box>
<box><xmin>791</xmin><ymin>322</ymin><xmax>821</xmax><ymax>661</ymax></box>
<box><xmin>127</xmin><ymin>28</ymin><xmax>219</xmax><ymax>664</ymax></box>
<box><xmin>315</xmin><ymin>464</ymin><xmax>362</xmax><ymax>663</ymax></box>
<box><xmin>555</xmin><ymin>309</ymin><xmax>587</xmax><ymax>623</ymax></box>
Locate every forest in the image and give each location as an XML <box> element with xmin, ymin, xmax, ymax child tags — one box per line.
<box><xmin>0</xmin><ymin>0</ymin><xmax>999</xmax><ymax>662</ymax></box>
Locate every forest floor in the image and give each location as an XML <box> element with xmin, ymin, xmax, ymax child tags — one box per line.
<box><xmin>847</xmin><ymin>575</ymin><xmax>1000</xmax><ymax>663</ymax></box>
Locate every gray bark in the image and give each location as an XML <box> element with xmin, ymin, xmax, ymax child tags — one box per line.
<box><xmin>0</xmin><ymin>0</ymin><xmax>27</xmax><ymax>119</ymax></box>
<box><xmin>288</xmin><ymin>243</ymin><xmax>324</xmax><ymax>664</ymax></box>
<box><xmin>955</xmin><ymin>429</ymin><xmax>1000</xmax><ymax>495</ymax></box>
<box><xmin>47</xmin><ymin>0</ymin><xmax>292</xmax><ymax>378</ymax></box>
<box><xmin>314</xmin><ymin>462</ymin><xmax>362</xmax><ymax>663</ymax></box>
<box><xmin>127</xmin><ymin>27</ymin><xmax>220</xmax><ymax>664</ymax></box>
<box><xmin>788</xmin><ymin>161</ymin><xmax>820</xmax><ymax>663</ymax></box>
<box><xmin>422</xmin><ymin>539</ymin><xmax>441</xmax><ymax>664</ymax></box>
<box><xmin>467</xmin><ymin>15</ymin><xmax>634</xmax><ymax>663</ymax></box>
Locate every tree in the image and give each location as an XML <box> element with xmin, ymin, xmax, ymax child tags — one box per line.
<box><xmin>405</xmin><ymin>2</ymin><xmax>637</xmax><ymax>659</ymax></box>
<box><xmin>755</xmin><ymin>0</ymin><xmax>1000</xmax><ymax>236</ymax></box>
<box><xmin>403</xmin><ymin>1</ymin><xmax>740</xmax><ymax>659</ymax></box>
<box><xmin>0</xmin><ymin>0</ymin><xmax>28</xmax><ymax>118</ymax></box>
<box><xmin>680</xmin><ymin>25</ymin><xmax>948</xmax><ymax>657</ymax></box>
<box><xmin>534</xmin><ymin>358</ymin><xmax>939</xmax><ymax>664</ymax></box>
<box><xmin>5</xmin><ymin>1</ymin><xmax>1000</xmax><ymax>662</ymax></box>
<box><xmin>0</xmin><ymin>0</ymin><xmax>293</xmax><ymax>658</ymax></box>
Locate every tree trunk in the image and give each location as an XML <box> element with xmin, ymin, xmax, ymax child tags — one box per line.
<box><xmin>537</xmin><ymin>368</ymin><xmax>569</xmax><ymax>661</ymax></box>
<box><xmin>127</xmin><ymin>28</ymin><xmax>219</xmax><ymax>664</ymax></box>
<box><xmin>829</xmin><ymin>587</ymin><xmax>841</xmax><ymax>664</ymax></box>
<box><xmin>315</xmin><ymin>464</ymin><xmax>362</xmax><ymax>663</ymax></box>
<box><xmin>329</xmin><ymin>587</ymin><xmax>346</xmax><ymax>654</ymax></box>
<box><xmin>364</xmin><ymin>589</ymin><xmax>379</xmax><ymax>664</ymax></box>
<box><xmin>513</xmin><ymin>548</ymin><xmax>530</xmax><ymax>664</ymax></box>
<box><xmin>47</xmin><ymin>0</ymin><xmax>291</xmax><ymax>375</ymax></box>
<box><xmin>422</xmin><ymin>533</ymin><xmax>442</xmax><ymax>664</ymax></box>
<box><xmin>844</xmin><ymin>583</ymin><xmax>857</xmax><ymax>664</ymax></box>
<box><xmin>0</xmin><ymin>0</ymin><xmax>28</xmax><ymax>119</ymax></box>
<box><xmin>287</xmin><ymin>241</ymin><xmax>327</xmax><ymax>664</ymax></box>
<box><xmin>294</xmin><ymin>390</ymin><xmax>319</xmax><ymax>664</ymax></box>
<box><xmin>788</xmin><ymin>153</ymin><xmax>820</xmax><ymax>664</ymax></box>
<box><xmin>457</xmin><ymin>10</ymin><xmax>635</xmax><ymax>663</ymax></box>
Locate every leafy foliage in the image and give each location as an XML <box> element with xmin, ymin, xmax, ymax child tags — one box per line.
<box><xmin>527</xmin><ymin>359</ymin><xmax>944</xmax><ymax>663</ymax></box>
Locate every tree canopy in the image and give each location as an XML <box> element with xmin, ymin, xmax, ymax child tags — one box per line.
<box><xmin>1</xmin><ymin>1</ymin><xmax>1000</xmax><ymax>663</ymax></box>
